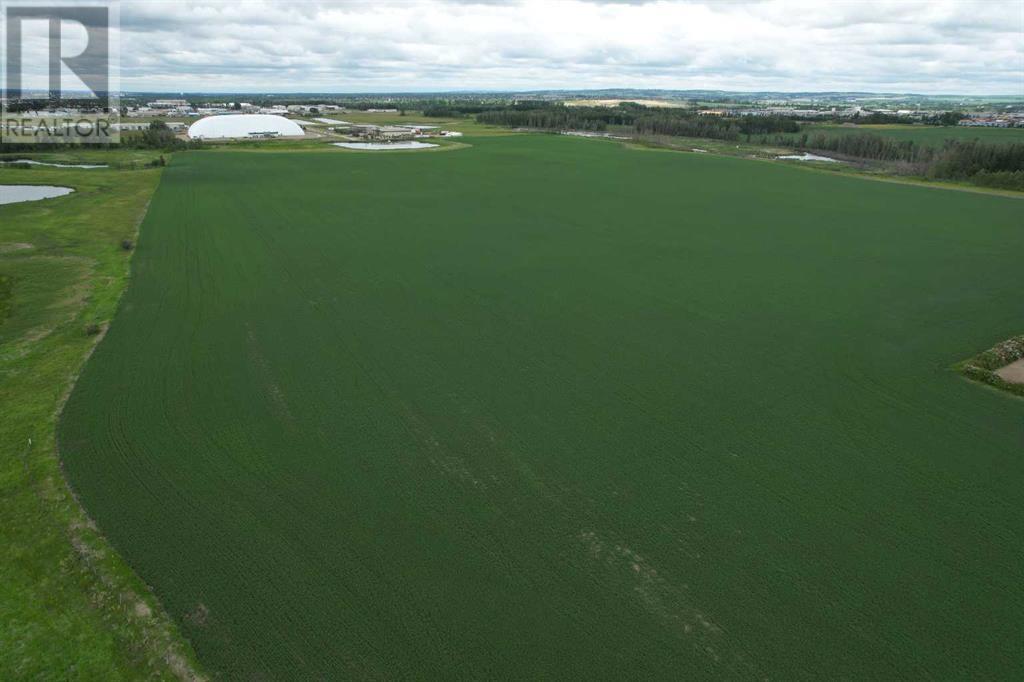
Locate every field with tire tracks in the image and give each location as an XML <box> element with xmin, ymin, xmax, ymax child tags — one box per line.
<box><xmin>60</xmin><ymin>134</ymin><xmax>1024</xmax><ymax>679</ymax></box>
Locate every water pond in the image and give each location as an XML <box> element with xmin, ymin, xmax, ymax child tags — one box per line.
<box><xmin>333</xmin><ymin>141</ymin><xmax>439</xmax><ymax>151</ymax></box>
<box><xmin>0</xmin><ymin>159</ymin><xmax>107</xmax><ymax>169</ymax></box>
<box><xmin>776</xmin><ymin>153</ymin><xmax>840</xmax><ymax>163</ymax></box>
<box><xmin>0</xmin><ymin>185</ymin><xmax>75</xmax><ymax>205</ymax></box>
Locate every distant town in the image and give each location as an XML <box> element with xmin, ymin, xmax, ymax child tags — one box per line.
<box><xmin>4</xmin><ymin>89</ymin><xmax>1023</xmax><ymax>138</ymax></box>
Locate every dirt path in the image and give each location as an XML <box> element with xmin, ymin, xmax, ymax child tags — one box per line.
<box><xmin>995</xmin><ymin>358</ymin><xmax>1024</xmax><ymax>384</ymax></box>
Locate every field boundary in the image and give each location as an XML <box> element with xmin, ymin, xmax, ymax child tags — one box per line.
<box><xmin>200</xmin><ymin>137</ymin><xmax>472</xmax><ymax>154</ymax></box>
<box><xmin>956</xmin><ymin>335</ymin><xmax>1024</xmax><ymax>398</ymax></box>
<box><xmin>57</xmin><ymin>183</ymin><xmax>205</xmax><ymax>680</ymax></box>
<box><xmin>618</xmin><ymin>136</ymin><xmax>1024</xmax><ymax>200</ymax></box>
<box><xmin>1</xmin><ymin>160</ymin><xmax>206</xmax><ymax>680</ymax></box>
<box><xmin>53</xmin><ymin>340</ymin><xmax>207</xmax><ymax>682</ymax></box>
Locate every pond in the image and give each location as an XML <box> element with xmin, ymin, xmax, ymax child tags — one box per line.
<box><xmin>775</xmin><ymin>153</ymin><xmax>840</xmax><ymax>163</ymax></box>
<box><xmin>0</xmin><ymin>185</ymin><xmax>75</xmax><ymax>205</ymax></box>
<box><xmin>333</xmin><ymin>141</ymin><xmax>439</xmax><ymax>151</ymax></box>
<box><xmin>0</xmin><ymin>159</ymin><xmax>108</xmax><ymax>169</ymax></box>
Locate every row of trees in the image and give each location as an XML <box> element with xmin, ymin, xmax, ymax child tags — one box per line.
<box><xmin>476</xmin><ymin>104</ymin><xmax>640</xmax><ymax>131</ymax></box>
<box><xmin>134</xmin><ymin>121</ymin><xmax>200</xmax><ymax>150</ymax></box>
<box><xmin>2</xmin><ymin>97</ymin><xmax>114</xmax><ymax>114</ymax></box>
<box><xmin>798</xmin><ymin>132</ymin><xmax>932</xmax><ymax>163</ymax></box>
<box><xmin>424</xmin><ymin>103</ymin><xmax>513</xmax><ymax>117</ymax></box>
<box><xmin>476</xmin><ymin>104</ymin><xmax>800</xmax><ymax>141</ymax></box>
<box><xmin>927</xmin><ymin>140</ymin><xmax>1024</xmax><ymax>188</ymax></box>
<box><xmin>813</xmin><ymin>110</ymin><xmax>967</xmax><ymax>127</ymax></box>
<box><xmin>0</xmin><ymin>121</ymin><xmax>199</xmax><ymax>153</ymax></box>
<box><xmin>799</xmin><ymin>133</ymin><xmax>1024</xmax><ymax>189</ymax></box>
<box><xmin>635</xmin><ymin>113</ymin><xmax>798</xmax><ymax>140</ymax></box>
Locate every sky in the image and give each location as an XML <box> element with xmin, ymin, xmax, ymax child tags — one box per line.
<box><xmin>5</xmin><ymin>0</ymin><xmax>1024</xmax><ymax>95</ymax></box>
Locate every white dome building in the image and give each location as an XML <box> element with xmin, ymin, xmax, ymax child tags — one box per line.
<box><xmin>187</xmin><ymin>114</ymin><xmax>304</xmax><ymax>140</ymax></box>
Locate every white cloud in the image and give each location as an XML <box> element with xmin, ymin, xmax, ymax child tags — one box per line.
<box><xmin>12</xmin><ymin>0</ymin><xmax>1024</xmax><ymax>94</ymax></box>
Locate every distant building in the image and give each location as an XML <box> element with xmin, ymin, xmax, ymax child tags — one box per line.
<box><xmin>958</xmin><ymin>118</ymin><xmax>1012</xmax><ymax>128</ymax></box>
<box><xmin>149</xmin><ymin>99</ymin><xmax>188</xmax><ymax>109</ymax></box>
<box><xmin>347</xmin><ymin>124</ymin><xmax>416</xmax><ymax>141</ymax></box>
<box><xmin>375</xmin><ymin>126</ymin><xmax>414</xmax><ymax>140</ymax></box>
<box><xmin>187</xmin><ymin>114</ymin><xmax>305</xmax><ymax>140</ymax></box>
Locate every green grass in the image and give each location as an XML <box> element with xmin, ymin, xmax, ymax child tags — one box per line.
<box><xmin>59</xmin><ymin>135</ymin><xmax>1023</xmax><ymax>679</ymax></box>
<box><xmin>797</xmin><ymin>123</ymin><xmax>1024</xmax><ymax>148</ymax></box>
<box><xmin>0</xmin><ymin>164</ymin><xmax>200</xmax><ymax>679</ymax></box>
<box><xmin>332</xmin><ymin>109</ymin><xmax>509</xmax><ymax>134</ymax></box>
<box><xmin>201</xmin><ymin>135</ymin><xmax>470</xmax><ymax>155</ymax></box>
<box><xmin>0</xmin><ymin>148</ymin><xmax>168</xmax><ymax>169</ymax></box>
<box><xmin>0</xmin><ymin>274</ymin><xmax>12</xmax><ymax>325</ymax></box>
<box><xmin>628</xmin><ymin>130</ymin><xmax>1024</xmax><ymax>197</ymax></box>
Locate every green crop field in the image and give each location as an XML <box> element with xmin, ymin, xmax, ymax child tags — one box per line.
<box><xmin>59</xmin><ymin>135</ymin><xmax>1023</xmax><ymax>679</ymax></box>
<box><xmin>798</xmin><ymin>123</ymin><xmax>1024</xmax><ymax>147</ymax></box>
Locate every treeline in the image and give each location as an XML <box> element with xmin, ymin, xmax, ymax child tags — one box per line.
<box><xmin>477</xmin><ymin>103</ymin><xmax>799</xmax><ymax>141</ymax></box>
<box><xmin>2</xmin><ymin>97</ymin><xmax>114</xmax><ymax>114</ymax></box>
<box><xmin>344</xmin><ymin>101</ymin><xmax>405</xmax><ymax>111</ymax></box>
<box><xmin>799</xmin><ymin>132</ymin><xmax>1024</xmax><ymax>189</ymax></box>
<box><xmin>799</xmin><ymin>132</ymin><xmax>931</xmax><ymax>163</ymax></box>
<box><xmin>477</xmin><ymin>104</ymin><xmax>642</xmax><ymax>131</ymax></box>
<box><xmin>424</xmin><ymin>100</ymin><xmax>552</xmax><ymax>117</ymax></box>
<box><xmin>929</xmin><ymin>141</ymin><xmax>1024</xmax><ymax>189</ymax></box>
<box><xmin>134</xmin><ymin>121</ymin><xmax>201</xmax><ymax>150</ymax></box>
<box><xmin>816</xmin><ymin>110</ymin><xmax>966</xmax><ymax>126</ymax></box>
<box><xmin>343</xmin><ymin>98</ymin><xmax>511</xmax><ymax>113</ymax></box>
<box><xmin>635</xmin><ymin>114</ymin><xmax>798</xmax><ymax>140</ymax></box>
<box><xmin>424</xmin><ymin>103</ymin><xmax>513</xmax><ymax>117</ymax></box>
<box><xmin>0</xmin><ymin>121</ymin><xmax>200</xmax><ymax>153</ymax></box>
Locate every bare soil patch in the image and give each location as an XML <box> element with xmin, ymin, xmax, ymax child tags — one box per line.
<box><xmin>995</xmin><ymin>358</ymin><xmax>1024</xmax><ymax>384</ymax></box>
<box><xmin>0</xmin><ymin>242</ymin><xmax>33</xmax><ymax>253</ymax></box>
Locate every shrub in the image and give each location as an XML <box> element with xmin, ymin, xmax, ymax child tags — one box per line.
<box><xmin>956</xmin><ymin>335</ymin><xmax>1024</xmax><ymax>398</ymax></box>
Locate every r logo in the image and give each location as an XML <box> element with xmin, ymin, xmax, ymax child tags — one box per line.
<box><xmin>5</xmin><ymin>5</ymin><xmax>111</xmax><ymax>105</ymax></box>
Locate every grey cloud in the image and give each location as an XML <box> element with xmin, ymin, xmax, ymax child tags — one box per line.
<box><xmin>100</xmin><ymin>0</ymin><xmax>1024</xmax><ymax>94</ymax></box>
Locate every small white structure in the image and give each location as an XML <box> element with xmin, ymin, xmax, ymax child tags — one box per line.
<box><xmin>187</xmin><ymin>114</ymin><xmax>305</xmax><ymax>140</ymax></box>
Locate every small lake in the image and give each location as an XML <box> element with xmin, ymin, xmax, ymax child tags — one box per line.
<box><xmin>0</xmin><ymin>159</ymin><xmax>107</xmax><ymax>169</ymax></box>
<box><xmin>0</xmin><ymin>185</ymin><xmax>75</xmax><ymax>205</ymax></box>
<box><xmin>776</xmin><ymin>153</ymin><xmax>840</xmax><ymax>163</ymax></box>
<box><xmin>333</xmin><ymin>141</ymin><xmax>439</xmax><ymax>151</ymax></box>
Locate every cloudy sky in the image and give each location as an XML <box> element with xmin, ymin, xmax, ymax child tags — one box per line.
<box><xmin>9</xmin><ymin>0</ymin><xmax>1024</xmax><ymax>94</ymax></box>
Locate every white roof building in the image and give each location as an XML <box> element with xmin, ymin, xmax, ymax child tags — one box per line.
<box><xmin>187</xmin><ymin>114</ymin><xmax>305</xmax><ymax>140</ymax></box>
